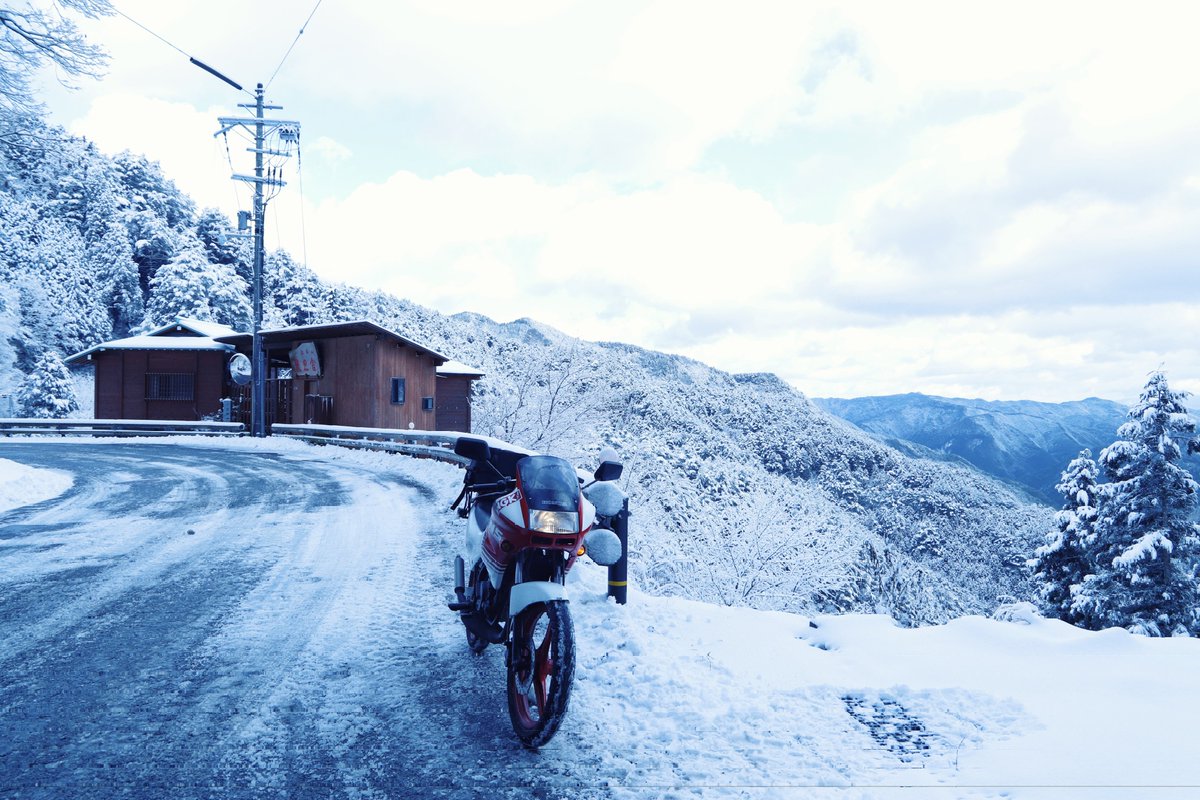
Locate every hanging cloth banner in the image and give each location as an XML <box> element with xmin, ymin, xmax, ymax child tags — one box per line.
<box><xmin>290</xmin><ymin>341</ymin><xmax>322</xmax><ymax>377</ymax></box>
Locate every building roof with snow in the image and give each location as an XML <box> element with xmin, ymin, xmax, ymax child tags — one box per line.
<box><xmin>64</xmin><ymin>317</ymin><xmax>243</xmax><ymax>365</ymax></box>
<box><xmin>436</xmin><ymin>360</ymin><xmax>485</xmax><ymax>377</ymax></box>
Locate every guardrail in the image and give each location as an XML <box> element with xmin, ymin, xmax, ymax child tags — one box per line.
<box><xmin>270</xmin><ymin>423</ymin><xmax>472</xmax><ymax>466</ymax></box>
<box><xmin>0</xmin><ymin>419</ymin><xmax>245</xmax><ymax>437</ymax></box>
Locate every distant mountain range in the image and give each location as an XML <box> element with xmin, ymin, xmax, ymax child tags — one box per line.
<box><xmin>813</xmin><ymin>393</ymin><xmax>1199</xmax><ymax>506</ymax></box>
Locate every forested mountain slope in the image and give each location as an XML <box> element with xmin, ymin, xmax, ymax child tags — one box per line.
<box><xmin>814</xmin><ymin>394</ymin><xmax>1200</xmax><ymax>506</ymax></box>
<box><xmin>0</xmin><ymin>115</ymin><xmax>1051</xmax><ymax>624</ymax></box>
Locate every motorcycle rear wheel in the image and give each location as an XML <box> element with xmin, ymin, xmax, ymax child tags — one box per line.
<box><xmin>507</xmin><ymin>599</ymin><xmax>575</xmax><ymax>747</ymax></box>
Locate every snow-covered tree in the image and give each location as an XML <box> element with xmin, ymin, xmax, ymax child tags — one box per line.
<box><xmin>90</xmin><ymin>214</ymin><xmax>141</xmax><ymax>336</ymax></box>
<box><xmin>1073</xmin><ymin>372</ymin><xmax>1200</xmax><ymax>636</ymax></box>
<box><xmin>195</xmin><ymin>208</ymin><xmax>245</xmax><ymax>267</ymax></box>
<box><xmin>1031</xmin><ymin>449</ymin><xmax>1100</xmax><ymax>624</ymax></box>
<box><xmin>264</xmin><ymin>249</ymin><xmax>324</xmax><ymax>327</ymax></box>
<box><xmin>143</xmin><ymin>246</ymin><xmax>251</xmax><ymax>331</ymax></box>
<box><xmin>125</xmin><ymin>208</ymin><xmax>177</xmax><ymax>293</ymax></box>
<box><xmin>472</xmin><ymin>339</ymin><xmax>614</xmax><ymax>461</ymax></box>
<box><xmin>113</xmin><ymin>151</ymin><xmax>194</xmax><ymax>229</ymax></box>
<box><xmin>16</xmin><ymin>350</ymin><xmax>78</xmax><ymax>418</ymax></box>
<box><xmin>683</xmin><ymin>476</ymin><xmax>864</xmax><ymax>610</ymax></box>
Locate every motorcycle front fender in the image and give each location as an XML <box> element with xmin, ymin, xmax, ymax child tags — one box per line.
<box><xmin>509</xmin><ymin>581</ymin><xmax>568</xmax><ymax>618</ymax></box>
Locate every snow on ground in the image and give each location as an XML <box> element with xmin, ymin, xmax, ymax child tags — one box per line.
<box><xmin>0</xmin><ymin>456</ymin><xmax>72</xmax><ymax>513</ymax></box>
<box><xmin>3</xmin><ymin>437</ymin><xmax>1199</xmax><ymax>799</ymax></box>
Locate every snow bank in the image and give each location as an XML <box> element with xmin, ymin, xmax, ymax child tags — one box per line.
<box><xmin>0</xmin><ymin>458</ymin><xmax>72</xmax><ymax>514</ymax></box>
<box><xmin>8</xmin><ymin>436</ymin><xmax>1196</xmax><ymax>798</ymax></box>
<box><xmin>563</xmin><ymin>564</ymin><xmax>1200</xmax><ymax>798</ymax></box>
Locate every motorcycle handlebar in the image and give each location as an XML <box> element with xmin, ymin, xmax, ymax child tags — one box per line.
<box><xmin>468</xmin><ymin>478</ymin><xmax>516</xmax><ymax>495</ymax></box>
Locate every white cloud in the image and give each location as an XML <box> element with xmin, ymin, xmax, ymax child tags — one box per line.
<box><xmin>292</xmin><ymin>169</ymin><xmax>823</xmax><ymax>345</ymax></box>
<box><xmin>307</xmin><ymin>136</ymin><xmax>351</xmax><ymax>164</ymax></box>
<box><xmin>43</xmin><ymin>0</ymin><xmax>1200</xmax><ymax>401</ymax></box>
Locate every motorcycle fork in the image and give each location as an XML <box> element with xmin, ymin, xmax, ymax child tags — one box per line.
<box><xmin>505</xmin><ymin>550</ymin><xmax>567</xmax><ymax>668</ymax></box>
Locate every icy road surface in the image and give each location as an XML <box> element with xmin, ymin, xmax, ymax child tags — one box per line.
<box><xmin>4</xmin><ymin>439</ymin><xmax>1199</xmax><ymax>800</ymax></box>
<box><xmin>0</xmin><ymin>440</ymin><xmax>598</xmax><ymax>799</ymax></box>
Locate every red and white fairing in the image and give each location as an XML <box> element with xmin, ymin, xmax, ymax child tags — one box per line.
<box><xmin>466</xmin><ymin>487</ymin><xmax>598</xmax><ymax>591</ymax></box>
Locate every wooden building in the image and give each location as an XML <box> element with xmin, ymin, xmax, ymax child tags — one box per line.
<box><xmin>65</xmin><ymin>319</ymin><xmax>238</xmax><ymax>421</ymax></box>
<box><xmin>66</xmin><ymin>318</ymin><xmax>484</xmax><ymax>432</ymax></box>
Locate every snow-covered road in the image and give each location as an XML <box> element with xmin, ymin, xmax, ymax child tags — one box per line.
<box><xmin>3</xmin><ymin>439</ymin><xmax>1199</xmax><ymax>800</ymax></box>
<box><xmin>0</xmin><ymin>440</ymin><xmax>594</xmax><ymax>799</ymax></box>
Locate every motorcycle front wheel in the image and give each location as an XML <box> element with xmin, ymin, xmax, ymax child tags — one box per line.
<box><xmin>463</xmin><ymin>560</ymin><xmax>493</xmax><ymax>655</ymax></box>
<box><xmin>507</xmin><ymin>599</ymin><xmax>575</xmax><ymax>747</ymax></box>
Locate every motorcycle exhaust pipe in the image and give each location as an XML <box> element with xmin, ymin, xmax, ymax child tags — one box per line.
<box><xmin>454</xmin><ymin>555</ymin><xmax>465</xmax><ymax>595</ymax></box>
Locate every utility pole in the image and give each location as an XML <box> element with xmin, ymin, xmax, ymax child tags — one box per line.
<box><xmin>215</xmin><ymin>84</ymin><xmax>299</xmax><ymax>437</ymax></box>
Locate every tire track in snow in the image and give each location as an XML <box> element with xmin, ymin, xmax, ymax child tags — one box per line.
<box><xmin>0</xmin><ymin>442</ymin><xmax>605</xmax><ymax>799</ymax></box>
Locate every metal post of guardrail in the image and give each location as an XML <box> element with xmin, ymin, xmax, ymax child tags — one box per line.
<box><xmin>607</xmin><ymin>498</ymin><xmax>629</xmax><ymax>605</ymax></box>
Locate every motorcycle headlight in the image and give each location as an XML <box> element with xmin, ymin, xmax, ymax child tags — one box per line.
<box><xmin>529</xmin><ymin>510</ymin><xmax>579</xmax><ymax>534</ymax></box>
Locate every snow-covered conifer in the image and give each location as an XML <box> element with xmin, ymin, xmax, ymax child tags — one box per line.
<box><xmin>143</xmin><ymin>247</ymin><xmax>251</xmax><ymax>331</ymax></box>
<box><xmin>1031</xmin><ymin>450</ymin><xmax>1099</xmax><ymax>624</ymax></box>
<box><xmin>16</xmin><ymin>351</ymin><xmax>79</xmax><ymax>418</ymax></box>
<box><xmin>1073</xmin><ymin>372</ymin><xmax>1200</xmax><ymax>636</ymax></box>
<box><xmin>90</xmin><ymin>217</ymin><xmax>142</xmax><ymax>336</ymax></box>
<box><xmin>265</xmin><ymin>250</ymin><xmax>325</xmax><ymax>326</ymax></box>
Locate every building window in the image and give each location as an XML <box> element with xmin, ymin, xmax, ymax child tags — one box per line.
<box><xmin>422</xmin><ymin>396</ymin><xmax>435</xmax><ymax>411</ymax></box>
<box><xmin>390</xmin><ymin>377</ymin><xmax>406</xmax><ymax>405</ymax></box>
<box><xmin>146</xmin><ymin>373</ymin><xmax>195</xmax><ymax>401</ymax></box>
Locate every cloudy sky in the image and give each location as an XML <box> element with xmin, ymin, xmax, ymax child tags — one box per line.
<box><xmin>37</xmin><ymin>0</ymin><xmax>1200</xmax><ymax>402</ymax></box>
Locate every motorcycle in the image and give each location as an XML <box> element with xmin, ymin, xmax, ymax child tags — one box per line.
<box><xmin>448</xmin><ymin>436</ymin><xmax>624</xmax><ymax>747</ymax></box>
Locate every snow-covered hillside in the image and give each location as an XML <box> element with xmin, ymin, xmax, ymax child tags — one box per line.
<box><xmin>353</xmin><ymin>311</ymin><xmax>1053</xmax><ymax>625</ymax></box>
<box><xmin>2</xmin><ymin>440</ymin><xmax>1195</xmax><ymax>799</ymax></box>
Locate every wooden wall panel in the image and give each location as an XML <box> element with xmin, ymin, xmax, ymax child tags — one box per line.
<box><xmin>196</xmin><ymin>352</ymin><xmax>225</xmax><ymax>415</ymax></box>
<box><xmin>92</xmin><ymin>349</ymin><xmax>227</xmax><ymax>421</ymax></box>
<box><xmin>94</xmin><ymin>352</ymin><xmax>124</xmax><ymax>418</ymax></box>
<box><xmin>375</xmin><ymin>340</ymin><xmax>438</xmax><ymax>430</ymax></box>
<box><xmin>435</xmin><ymin>376</ymin><xmax>474</xmax><ymax>432</ymax></box>
<box><xmin>274</xmin><ymin>333</ymin><xmax>448</xmax><ymax>429</ymax></box>
<box><xmin>122</xmin><ymin>351</ymin><xmax>147</xmax><ymax>418</ymax></box>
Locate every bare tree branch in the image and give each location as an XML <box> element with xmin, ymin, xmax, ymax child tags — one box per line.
<box><xmin>1</xmin><ymin>1</ymin><xmax>111</xmax><ymax>114</ymax></box>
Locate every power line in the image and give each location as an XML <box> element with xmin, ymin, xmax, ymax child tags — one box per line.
<box><xmin>111</xmin><ymin>4</ymin><xmax>255</xmax><ymax>99</ymax></box>
<box><xmin>296</xmin><ymin>141</ymin><xmax>309</xmax><ymax>270</ymax></box>
<box><xmin>110</xmin><ymin>6</ymin><xmax>188</xmax><ymax>59</ymax></box>
<box><xmin>265</xmin><ymin>0</ymin><xmax>325</xmax><ymax>90</ymax></box>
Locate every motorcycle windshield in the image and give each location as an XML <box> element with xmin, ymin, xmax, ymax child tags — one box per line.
<box><xmin>516</xmin><ymin>456</ymin><xmax>580</xmax><ymax>513</ymax></box>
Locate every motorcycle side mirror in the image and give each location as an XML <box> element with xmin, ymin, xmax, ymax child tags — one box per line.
<box><xmin>593</xmin><ymin>460</ymin><xmax>623</xmax><ymax>482</ymax></box>
<box><xmin>454</xmin><ymin>436</ymin><xmax>492</xmax><ymax>463</ymax></box>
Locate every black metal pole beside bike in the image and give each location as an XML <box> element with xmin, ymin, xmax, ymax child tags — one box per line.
<box><xmin>607</xmin><ymin>499</ymin><xmax>629</xmax><ymax>605</ymax></box>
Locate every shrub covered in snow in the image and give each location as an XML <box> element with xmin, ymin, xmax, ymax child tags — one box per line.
<box><xmin>16</xmin><ymin>351</ymin><xmax>78</xmax><ymax>419</ymax></box>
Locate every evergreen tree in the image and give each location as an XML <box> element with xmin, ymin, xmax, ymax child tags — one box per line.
<box><xmin>265</xmin><ymin>249</ymin><xmax>324</xmax><ymax>326</ymax></box>
<box><xmin>1032</xmin><ymin>449</ymin><xmax>1100</xmax><ymax>624</ymax></box>
<box><xmin>125</xmin><ymin>208</ymin><xmax>177</xmax><ymax>294</ymax></box>
<box><xmin>112</xmin><ymin>151</ymin><xmax>194</xmax><ymax>229</ymax></box>
<box><xmin>90</xmin><ymin>214</ymin><xmax>141</xmax><ymax>336</ymax></box>
<box><xmin>1074</xmin><ymin>372</ymin><xmax>1200</xmax><ymax>636</ymax></box>
<box><xmin>143</xmin><ymin>246</ymin><xmax>251</xmax><ymax>331</ymax></box>
<box><xmin>15</xmin><ymin>350</ymin><xmax>78</xmax><ymax>418</ymax></box>
<box><xmin>195</xmin><ymin>207</ymin><xmax>249</xmax><ymax>274</ymax></box>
